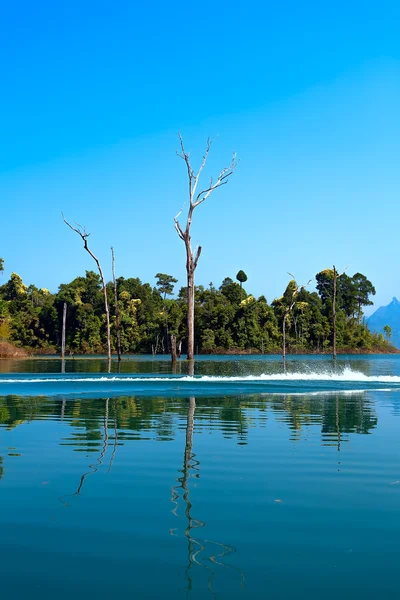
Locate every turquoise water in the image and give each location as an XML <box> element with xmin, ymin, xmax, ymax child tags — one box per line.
<box><xmin>1</xmin><ymin>355</ymin><xmax>400</xmax><ymax>598</ymax></box>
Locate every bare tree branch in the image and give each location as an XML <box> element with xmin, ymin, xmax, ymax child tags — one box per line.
<box><xmin>193</xmin><ymin>153</ymin><xmax>238</xmax><ymax>207</ymax></box>
<box><xmin>174</xmin><ymin>207</ymin><xmax>185</xmax><ymax>240</ymax></box>
<box><xmin>192</xmin><ymin>137</ymin><xmax>212</xmax><ymax>199</ymax></box>
<box><xmin>177</xmin><ymin>132</ymin><xmax>195</xmax><ymax>200</ymax></box>
<box><xmin>62</xmin><ymin>212</ymin><xmax>112</xmax><ymax>370</ymax></box>
<box><xmin>193</xmin><ymin>245</ymin><xmax>202</xmax><ymax>270</ymax></box>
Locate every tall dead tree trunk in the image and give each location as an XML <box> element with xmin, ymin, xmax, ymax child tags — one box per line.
<box><xmin>171</xmin><ymin>334</ymin><xmax>177</xmax><ymax>365</ymax></box>
<box><xmin>174</xmin><ymin>134</ymin><xmax>237</xmax><ymax>360</ymax></box>
<box><xmin>111</xmin><ymin>247</ymin><xmax>122</xmax><ymax>362</ymax></box>
<box><xmin>62</xmin><ymin>215</ymin><xmax>112</xmax><ymax>371</ymax></box>
<box><xmin>61</xmin><ymin>301</ymin><xmax>67</xmax><ymax>373</ymax></box>
<box><xmin>333</xmin><ymin>264</ymin><xmax>337</xmax><ymax>360</ymax></box>
<box><xmin>61</xmin><ymin>302</ymin><xmax>67</xmax><ymax>359</ymax></box>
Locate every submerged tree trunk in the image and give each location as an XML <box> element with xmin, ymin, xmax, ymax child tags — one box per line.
<box><xmin>111</xmin><ymin>247</ymin><xmax>122</xmax><ymax>362</ymax></box>
<box><xmin>187</xmin><ymin>265</ymin><xmax>195</xmax><ymax>360</ymax></box>
<box><xmin>171</xmin><ymin>334</ymin><xmax>177</xmax><ymax>364</ymax></box>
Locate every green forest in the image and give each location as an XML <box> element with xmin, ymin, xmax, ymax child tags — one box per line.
<box><xmin>0</xmin><ymin>260</ymin><xmax>394</xmax><ymax>355</ymax></box>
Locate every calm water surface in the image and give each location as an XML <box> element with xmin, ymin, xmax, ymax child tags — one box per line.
<box><xmin>1</xmin><ymin>355</ymin><xmax>400</xmax><ymax>599</ymax></box>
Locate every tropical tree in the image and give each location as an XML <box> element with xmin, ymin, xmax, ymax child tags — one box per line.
<box><xmin>351</xmin><ymin>272</ymin><xmax>376</xmax><ymax>322</ymax></box>
<box><xmin>272</xmin><ymin>279</ymin><xmax>300</xmax><ymax>361</ymax></box>
<box><xmin>236</xmin><ymin>270</ymin><xmax>248</xmax><ymax>288</ymax></box>
<box><xmin>383</xmin><ymin>325</ymin><xmax>392</xmax><ymax>341</ymax></box>
<box><xmin>316</xmin><ymin>267</ymin><xmax>339</xmax><ymax>358</ymax></box>
<box><xmin>155</xmin><ymin>273</ymin><xmax>178</xmax><ymax>299</ymax></box>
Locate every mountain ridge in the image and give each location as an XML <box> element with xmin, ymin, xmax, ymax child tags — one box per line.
<box><xmin>368</xmin><ymin>297</ymin><xmax>400</xmax><ymax>348</ymax></box>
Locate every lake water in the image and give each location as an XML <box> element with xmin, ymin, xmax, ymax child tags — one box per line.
<box><xmin>1</xmin><ymin>355</ymin><xmax>400</xmax><ymax>599</ymax></box>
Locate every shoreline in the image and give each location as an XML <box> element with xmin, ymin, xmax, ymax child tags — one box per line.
<box><xmin>1</xmin><ymin>349</ymin><xmax>399</xmax><ymax>360</ymax></box>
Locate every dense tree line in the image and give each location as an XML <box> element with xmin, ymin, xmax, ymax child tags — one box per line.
<box><xmin>0</xmin><ymin>265</ymin><xmax>392</xmax><ymax>354</ymax></box>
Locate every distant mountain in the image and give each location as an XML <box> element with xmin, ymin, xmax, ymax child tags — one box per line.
<box><xmin>367</xmin><ymin>297</ymin><xmax>400</xmax><ymax>348</ymax></box>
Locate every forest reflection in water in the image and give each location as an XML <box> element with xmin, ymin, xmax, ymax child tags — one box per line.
<box><xmin>0</xmin><ymin>391</ymin><xmax>379</xmax><ymax>451</ymax></box>
<box><xmin>1</xmin><ymin>387</ymin><xmax>399</xmax><ymax>599</ymax></box>
<box><xmin>2</xmin><ymin>354</ymin><xmax>400</xmax><ymax>598</ymax></box>
<box><xmin>1</xmin><ymin>391</ymin><xmax>375</xmax><ymax>589</ymax></box>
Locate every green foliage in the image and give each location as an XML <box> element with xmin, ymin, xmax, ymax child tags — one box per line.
<box><xmin>236</xmin><ymin>270</ymin><xmax>248</xmax><ymax>287</ymax></box>
<box><xmin>155</xmin><ymin>273</ymin><xmax>178</xmax><ymax>299</ymax></box>
<box><xmin>384</xmin><ymin>325</ymin><xmax>392</xmax><ymax>340</ymax></box>
<box><xmin>0</xmin><ymin>267</ymin><xmax>392</xmax><ymax>355</ymax></box>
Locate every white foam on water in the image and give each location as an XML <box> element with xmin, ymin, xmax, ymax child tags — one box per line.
<box><xmin>1</xmin><ymin>367</ymin><xmax>400</xmax><ymax>384</ymax></box>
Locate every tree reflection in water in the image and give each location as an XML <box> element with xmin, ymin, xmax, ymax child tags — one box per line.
<box><xmin>59</xmin><ymin>398</ymin><xmax>113</xmax><ymax>506</ymax></box>
<box><xmin>171</xmin><ymin>395</ymin><xmax>245</xmax><ymax>597</ymax></box>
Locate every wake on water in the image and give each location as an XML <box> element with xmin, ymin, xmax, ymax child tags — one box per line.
<box><xmin>1</xmin><ymin>367</ymin><xmax>400</xmax><ymax>385</ymax></box>
<box><xmin>0</xmin><ymin>367</ymin><xmax>399</xmax><ymax>399</ymax></box>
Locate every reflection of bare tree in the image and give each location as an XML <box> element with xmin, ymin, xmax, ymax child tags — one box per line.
<box><xmin>336</xmin><ymin>394</ymin><xmax>341</xmax><ymax>453</ymax></box>
<box><xmin>108</xmin><ymin>399</ymin><xmax>118</xmax><ymax>472</ymax></box>
<box><xmin>171</xmin><ymin>395</ymin><xmax>245</xmax><ymax>597</ymax></box>
<box><xmin>73</xmin><ymin>397</ymin><xmax>109</xmax><ymax>496</ymax></box>
<box><xmin>59</xmin><ymin>398</ymin><xmax>116</xmax><ymax>506</ymax></box>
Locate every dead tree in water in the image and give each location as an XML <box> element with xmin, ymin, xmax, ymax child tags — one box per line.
<box><xmin>62</xmin><ymin>214</ymin><xmax>111</xmax><ymax>370</ymax></box>
<box><xmin>332</xmin><ymin>265</ymin><xmax>338</xmax><ymax>360</ymax></box>
<box><xmin>111</xmin><ymin>247</ymin><xmax>122</xmax><ymax>362</ymax></box>
<box><xmin>170</xmin><ymin>334</ymin><xmax>177</xmax><ymax>364</ymax></box>
<box><xmin>61</xmin><ymin>302</ymin><xmax>67</xmax><ymax>359</ymax></box>
<box><xmin>174</xmin><ymin>134</ymin><xmax>237</xmax><ymax>360</ymax></box>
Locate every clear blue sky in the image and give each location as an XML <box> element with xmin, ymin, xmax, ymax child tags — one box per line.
<box><xmin>1</xmin><ymin>0</ymin><xmax>399</xmax><ymax>313</ymax></box>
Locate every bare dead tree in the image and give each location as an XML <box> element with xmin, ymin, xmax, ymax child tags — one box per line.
<box><xmin>332</xmin><ymin>265</ymin><xmax>338</xmax><ymax>360</ymax></box>
<box><xmin>171</xmin><ymin>334</ymin><xmax>177</xmax><ymax>365</ymax></box>
<box><xmin>174</xmin><ymin>134</ymin><xmax>238</xmax><ymax>360</ymax></box>
<box><xmin>62</xmin><ymin>214</ymin><xmax>111</xmax><ymax>370</ymax></box>
<box><xmin>61</xmin><ymin>302</ymin><xmax>67</xmax><ymax>359</ymax></box>
<box><xmin>61</xmin><ymin>301</ymin><xmax>67</xmax><ymax>373</ymax></box>
<box><xmin>111</xmin><ymin>247</ymin><xmax>122</xmax><ymax>362</ymax></box>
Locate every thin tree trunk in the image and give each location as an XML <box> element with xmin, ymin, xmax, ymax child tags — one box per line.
<box><xmin>333</xmin><ymin>265</ymin><xmax>337</xmax><ymax>360</ymax></box>
<box><xmin>187</xmin><ymin>268</ymin><xmax>195</xmax><ymax>360</ymax></box>
<box><xmin>188</xmin><ymin>359</ymin><xmax>194</xmax><ymax>377</ymax></box>
<box><xmin>282</xmin><ymin>315</ymin><xmax>287</xmax><ymax>360</ymax></box>
<box><xmin>62</xmin><ymin>215</ymin><xmax>111</xmax><ymax>371</ymax></box>
<box><xmin>111</xmin><ymin>247</ymin><xmax>122</xmax><ymax>362</ymax></box>
<box><xmin>152</xmin><ymin>334</ymin><xmax>159</xmax><ymax>357</ymax></box>
<box><xmin>165</xmin><ymin>313</ymin><xmax>170</xmax><ymax>353</ymax></box>
<box><xmin>294</xmin><ymin>315</ymin><xmax>298</xmax><ymax>353</ymax></box>
<box><xmin>171</xmin><ymin>334</ymin><xmax>177</xmax><ymax>364</ymax></box>
<box><xmin>99</xmin><ymin>264</ymin><xmax>111</xmax><ymax>371</ymax></box>
<box><xmin>61</xmin><ymin>302</ymin><xmax>67</xmax><ymax>359</ymax></box>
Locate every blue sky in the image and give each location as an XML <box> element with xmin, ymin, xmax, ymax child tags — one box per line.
<box><xmin>1</xmin><ymin>0</ymin><xmax>399</xmax><ymax>313</ymax></box>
